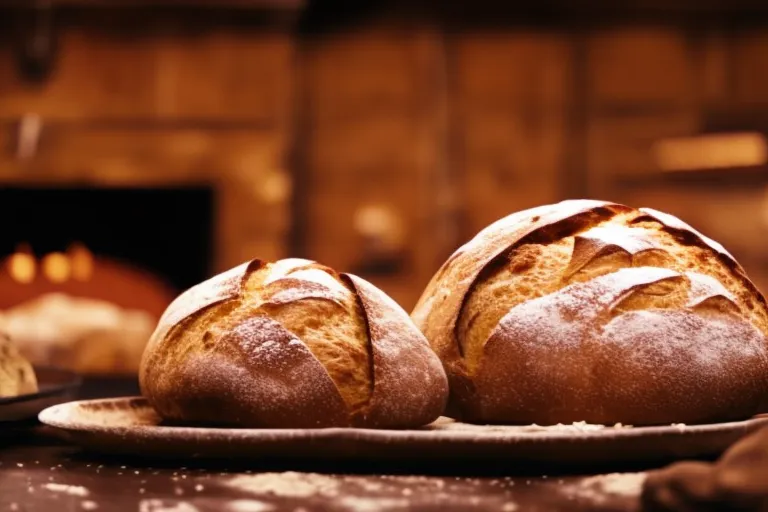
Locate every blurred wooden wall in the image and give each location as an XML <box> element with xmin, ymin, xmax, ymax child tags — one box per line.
<box><xmin>0</xmin><ymin>11</ymin><xmax>294</xmax><ymax>276</ymax></box>
<box><xmin>585</xmin><ymin>28</ymin><xmax>768</xmax><ymax>292</ymax></box>
<box><xmin>3</xmin><ymin>7</ymin><xmax>768</xmax><ymax>308</ymax></box>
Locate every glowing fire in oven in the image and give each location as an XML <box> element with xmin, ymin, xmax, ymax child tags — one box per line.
<box><xmin>6</xmin><ymin>243</ymin><xmax>95</xmax><ymax>284</ymax></box>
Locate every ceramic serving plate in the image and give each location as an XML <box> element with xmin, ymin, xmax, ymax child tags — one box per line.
<box><xmin>1</xmin><ymin>367</ymin><xmax>82</xmax><ymax>422</ymax></box>
<box><xmin>38</xmin><ymin>397</ymin><xmax>768</xmax><ymax>468</ymax></box>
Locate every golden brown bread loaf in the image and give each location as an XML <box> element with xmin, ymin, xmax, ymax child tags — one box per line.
<box><xmin>140</xmin><ymin>258</ymin><xmax>448</xmax><ymax>428</ymax></box>
<box><xmin>412</xmin><ymin>200</ymin><xmax>768</xmax><ymax>426</ymax></box>
<box><xmin>0</xmin><ymin>293</ymin><xmax>155</xmax><ymax>375</ymax></box>
<box><xmin>0</xmin><ymin>332</ymin><xmax>38</xmax><ymax>398</ymax></box>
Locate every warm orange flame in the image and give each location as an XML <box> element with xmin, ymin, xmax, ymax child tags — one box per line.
<box><xmin>42</xmin><ymin>252</ymin><xmax>70</xmax><ymax>283</ymax></box>
<box><xmin>68</xmin><ymin>243</ymin><xmax>94</xmax><ymax>281</ymax></box>
<box><xmin>7</xmin><ymin>242</ymin><xmax>95</xmax><ymax>284</ymax></box>
<box><xmin>7</xmin><ymin>251</ymin><xmax>35</xmax><ymax>284</ymax></box>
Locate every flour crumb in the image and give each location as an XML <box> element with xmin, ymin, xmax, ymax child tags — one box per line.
<box><xmin>225</xmin><ymin>500</ymin><xmax>276</xmax><ymax>512</ymax></box>
<box><xmin>353</xmin><ymin>479</ymin><xmax>384</xmax><ymax>493</ymax></box>
<box><xmin>139</xmin><ymin>500</ymin><xmax>200</xmax><ymax>512</ymax></box>
<box><xmin>43</xmin><ymin>484</ymin><xmax>90</xmax><ymax>497</ymax></box>
<box><xmin>226</xmin><ymin>472</ymin><xmax>340</xmax><ymax>499</ymax></box>
<box><xmin>81</xmin><ymin>501</ymin><xmax>99</xmax><ymax>510</ymax></box>
<box><xmin>567</xmin><ymin>473</ymin><xmax>647</xmax><ymax>503</ymax></box>
<box><xmin>501</xmin><ymin>503</ymin><xmax>519</xmax><ymax>512</ymax></box>
<box><xmin>337</xmin><ymin>497</ymin><xmax>409</xmax><ymax>512</ymax></box>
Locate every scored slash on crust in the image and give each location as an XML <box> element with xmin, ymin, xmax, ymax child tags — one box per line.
<box><xmin>140</xmin><ymin>258</ymin><xmax>448</xmax><ymax>429</ymax></box>
<box><xmin>412</xmin><ymin>199</ymin><xmax>768</xmax><ymax>426</ymax></box>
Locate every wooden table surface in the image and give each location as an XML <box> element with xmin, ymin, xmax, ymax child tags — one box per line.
<box><xmin>1</xmin><ymin>379</ymin><xmax>654</xmax><ymax>512</ymax></box>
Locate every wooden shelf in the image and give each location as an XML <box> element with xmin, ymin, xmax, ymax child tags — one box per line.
<box><xmin>615</xmin><ymin>167</ymin><xmax>768</xmax><ymax>189</ymax></box>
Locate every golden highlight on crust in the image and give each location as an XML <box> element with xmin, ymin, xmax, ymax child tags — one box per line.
<box><xmin>140</xmin><ymin>257</ymin><xmax>448</xmax><ymax>429</ymax></box>
<box><xmin>413</xmin><ymin>200</ymin><xmax>768</xmax><ymax>425</ymax></box>
<box><xmin>458</xmin><ymin>211</ymin><xmax>768</xmax><ymax>375</ymax></box>
<box><xmin>147</xmin><ymin>260</ymin><xmax>372</xmax><ymax>412</ymax></box>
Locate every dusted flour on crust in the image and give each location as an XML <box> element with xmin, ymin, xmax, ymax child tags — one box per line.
<box><xmin>412</xmin><ymin>200</ymin><xmax>768</xmax><ymax>426</ymax></box>
<box><xmin>140</xmin><ymin>258</ymin><xmax>448</xmax><ymax>429</ymax></box>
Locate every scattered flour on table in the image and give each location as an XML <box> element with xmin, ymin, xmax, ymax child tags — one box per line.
<box><xmin>225</xmin><ymin>500</ymin><xmax>276</xmax><ymax>512</ymax></box>
<box><xmin>139</xmin><ymin>500</ymin><xmax>200</xmax><ymax>512</ymax></box>
<box><xmin>225</xmin><ymin>472</ymin><xmax>341</xmax><ymax>499</ymax></box>
<box><xmin>43</xmin><ymin>483</ymin><xmax>90</xmax><ymax>497</ymax></box>
<box><xmin>337</xmin><ymin>497</ymin><xmax>410</xmax><ymax>512</ymax></box>
<box><xmin>565</xmin><ymin>473</ymin><xmax>647</xmax><ymax>504</ymax></box>
<box><xmin>226</xmin><ymin>472</ymin><xmax>519</xmax><ymax>511</ymax></box>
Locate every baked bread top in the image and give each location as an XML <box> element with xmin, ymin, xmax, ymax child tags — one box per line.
<box><xmin>0</xmin><ymin>332</ymin><xmax>38</xmax><ymax>398</ymax></box>
<box><xmin>140</xmin><ymin>258</ymin><xmax>448</xmax><ymax>428</ymax></box>
<box><xmin>0</xmin><ymin>293</ymin><xmax>155</xmax><ymax>375</ymax></box>
<box><xmin>412</xmin><ymin>200</ymin><xmax>768</xmax><ymax>425</ymax></box>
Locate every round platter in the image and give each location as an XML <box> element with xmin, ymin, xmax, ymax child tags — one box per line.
<box><xmin>38</xmin><ymin>397</ymin><xmax>768</xmax><ymax>469</ymax></box>
<box><xmin>1</xmin><ymin>367</ymin><xmax>82</xmax><ymax>422</ymax></box>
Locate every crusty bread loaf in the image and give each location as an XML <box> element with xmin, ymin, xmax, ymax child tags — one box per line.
<box><xmin>140</xmin><ymin>258</ymin><xmax>448</xmax><ymax>428</ymax></box>
<box><xmin>0</xmin><ymin>332</ymin><xmax>38</xmax><ymax>398</ymax></box>
<box><xmin>0</xmin><ymin>293</ymin><xmax>155</xmax><ymax>375</ymax></box>
<box><xmin>412</xmin><ymin>200</ymin><xmax>768</xmax><ymax>426</ymax></box>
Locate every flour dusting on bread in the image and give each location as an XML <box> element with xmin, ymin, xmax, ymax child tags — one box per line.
<box><xmin>413</xmin><ymin>200</ymin><xmax>768</xmax><ymax>425</ymax></box>
<box><xmin>140</xmin><ymin>258</ymin><xmax>448</xmax><ymax>428</ymax></box>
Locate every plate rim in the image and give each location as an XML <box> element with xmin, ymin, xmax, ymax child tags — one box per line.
<box><xmin>0</xmin><ymin>366</ymin><xmax>82</xmax><ymax>406</ymax></box>
<box><xmin>38</xmin><ymin>396</ymin><xmax>768</xmax><ymax>443</ymax></box>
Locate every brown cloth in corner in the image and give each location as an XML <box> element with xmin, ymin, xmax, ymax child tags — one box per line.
<box><xmin>641</xmin><ymin>425</ymin><xmax>768</xmax><ymax>511</ymax></box>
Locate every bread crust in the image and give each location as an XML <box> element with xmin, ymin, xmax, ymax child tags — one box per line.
<box><xmin>345</xmin><ymin>274</ymin><xmax>448</xmax><ymax>428</ymax></box>
<box><xmin>140</xmin><ymin>258</ymin><xmax>448</xmax><ymax>428</ymax></box>
<box><xmin>0</xmin><ymin>332</ymin><xmax>38</xmax><ymax>397</ymax></box>
<box><xmin>412</xmin><ymin>200</ymin><xmax>768</xmax><ymax>425</ymax></box>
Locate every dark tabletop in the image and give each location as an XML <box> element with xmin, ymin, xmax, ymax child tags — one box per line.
<box><xmin>0</xmin><ymin>378</ymin><xmax>651</xmax><ymax>512</ymax></box>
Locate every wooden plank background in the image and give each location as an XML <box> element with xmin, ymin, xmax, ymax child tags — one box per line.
<box><xmin>3</xmin><ymin>12</ymin><xmax>768</xmax><ymax>306</ymax></box>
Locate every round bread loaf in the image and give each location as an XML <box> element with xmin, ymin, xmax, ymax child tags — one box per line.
<box><xmin>412</xmin><ymin>200</ymin><xmax>768</xmax><ymax>426</ymax></box>
<box><xmin>0</xmin><ymin>293</ymin><xmax>155</xmax><ymax>375</ymax></box>
<box><xmin>140</xmin><ymin>258</ymin><xmax>448</xmax><ymax>428</ymax></box>
<box><xmin>0</xmin><ymin>332</ymin><xmax>38</xmax><ymax>397</ymax></box>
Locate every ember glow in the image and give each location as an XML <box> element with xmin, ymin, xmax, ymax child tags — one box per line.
<box><xmin>6</xmin><ymin>243</ymin><xmax>94</xmax><ymax>284</ymax></box>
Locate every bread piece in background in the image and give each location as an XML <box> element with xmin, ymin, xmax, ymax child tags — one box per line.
<box><xmin>0</xmin><ymin>332</ymin><xmax>38</xmax><ymax>397</ymax></box>
<box><xmin>0</xmin><ymin>293</ymin><xmax>156</xmax><ymax>375</ymax></box>
<box><xmin>140</xmin><ymin>258</ymin><xmax>448</xmax><ymax>429</ymax></box>
<box><xmin>412</xmin><ymin>199</ymin><xmax>768</xmax><ymax>426</ymax></box>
